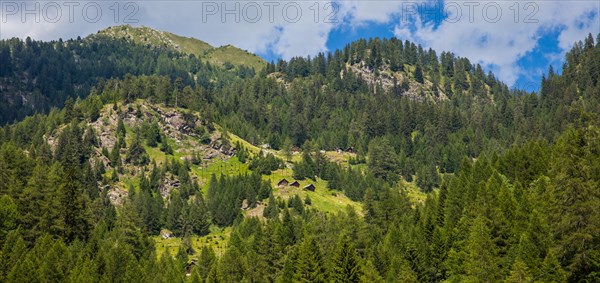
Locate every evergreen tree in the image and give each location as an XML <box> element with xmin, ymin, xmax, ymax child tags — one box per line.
<box><xmin>126</xmin><ymin>128</ymin><xmax>149</xmax><ymax>166</ymax></box>
<box><xmin>330</xmin><ymin>233</ymin><xmax>362</xmax><ymax>283</ymax></box>
<box><xmin>264</xmin><ymin>193</ymin><xmax>279</xmax><ymax>219</ymax></box>
<box><xmin>505</xmin><ymin>258</ymin><xmax>533</xmax><ymax>283</ymax></box>
<box><xmin>0</xmin><ymin>196</ymin><xmax>18</xmax><ymax>243</ymax></box>
<box><xmin>60</xmin><ymin>166</ymin><xmax>91</xmax><ymax>243</ymax></box>
<box><xmin>294</xmin><ymin>237</ymin><xmax>327</xmax><ymax>283</ymax></box>
<box><xmin>414</xmin><ymin>63</ymin><xmax>424</xmax><ymax>84</ymax></box>
<box><xmin>464</xmin><ymin>215</ymin><xmax>500</xmax><ymax>282</ymax></box>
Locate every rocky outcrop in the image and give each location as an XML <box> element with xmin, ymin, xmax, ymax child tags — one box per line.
<box><xmin>346</xmin><ymin>62</ymin><xmax>448</xmax><ymax>102</ymax></box>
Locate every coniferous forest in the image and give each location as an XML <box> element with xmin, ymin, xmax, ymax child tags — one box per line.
<box><xmin>0</xmin><ymin>26</ymin><xmax>599</xmax><ymax>282</ymax></box>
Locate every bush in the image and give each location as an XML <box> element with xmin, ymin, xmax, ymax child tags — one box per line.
<box><xmin>248</xmin><ymin>152</ymin><xmax>283</xmax><ymax>175</ymax></box>
<box><xmin>199</xmin><ymin>133</ymin><xmax>212</xmax><ymax>144</ymax></box>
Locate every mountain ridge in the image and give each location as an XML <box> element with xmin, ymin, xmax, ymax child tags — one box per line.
<box><xmin>93</xmin><ymin>25</ymin><xmax>266</xmax><ymax>71</ymax></box>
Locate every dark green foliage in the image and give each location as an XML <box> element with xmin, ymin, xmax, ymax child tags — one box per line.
<box><xmin>0</xmin><ymin>196</ymin><xmax>18</xmax><ymax>243</ymax></box>
<box><xmin>0</xmin><ymin>34</ymin><xmax>236</xmax><ymax>124</ymax></box>
<box><xmin>60</xmin><ymin>166</ymin><xmax>91</xmax><ymax>243</ymax></box>
<box><xmin>159</xmin><ymin>134</ymin><xmax>174</xmax><ymax>155</ymax></box>
<box><xmin>126</xmin><ymin>128</ymin><xmax>149</xmax><ymax>166</ymax></box>
<box><xmin>0</xmin><ymin>31</ymin><xmax>598</xmax><ymax>283</ymax></box>
<box><xmin>414</xmin><ymin>63</ymin><xmax>424</xmax><ymax>83</ymax></box>
<box><xmin>248</xmin><ymin>152</ymin><xmax>283</xmax><ymax>175</ymax></box>
<box><xmin>304</xmin><ymin>195</ymin><xmax>312</xmax><ymax>206</ymax></box>
<box><xmin>235</xmin><ymin>141</ymin><xmax>249</xmax><ymax>163</ymax></box>
<box><xmin>330</xmin><ymin>233</ymin><xmax>362</xmax><ymax>283</ymax></box>
<box><xmin>207</xmin><ymin>173</ymin><xmax>271</xmax><ymax>226</ymax></box>
<box><xmin>288</xmin><ymin>194</ymin><xmax>305</xmax><ymax>215</ymax></box>
<box><xmin>293</xmin><ymin>151</ymin><xmax>331</xmax><ymax>181</ymax></box>
<box><xmin>263</xmin><ymin>194</ymin><xmax>279</xmax><ymax>219</ymax></box>
<box><xmin>199</xmin><ymin>132</ymin><xmax>212</xmax><ymax>144</ymax></box>
<box><xmin>294</xmin><ymin>237</ymin><xmax>326</xmax><ymax>282</ymax></box>
<box><xmin>367</xmin><ymin>137</ymin><xmax>399</xmax><ymax>182</ymax></box>
<box><xmin>142</xmin><ymin>120</ymin><xmax>162</xmax><ymax>147</ymax></box>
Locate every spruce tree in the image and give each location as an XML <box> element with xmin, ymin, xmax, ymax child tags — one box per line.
<box><xmin>414</xmin><ymin>63</ymin><xmax>424</xmax><ymax>84</ymax></box>
<box><xmin>330</xmin><ymin>233</ymin><xmax>362</xmax><ymax>283</ymax></box>
<box><xmin>294</xmin><ymin>237</ymin><xmax>327</xmax><ymax>283</ymax></box>
<box><xmin>505</xmin><ymin>258</ymin><xmax>533</xmax><ymax>283</ymax></box>
<box><xmin>464</xmin><ymin>215</ymin><xmax>500</xmax><ymax>282</ymax></box>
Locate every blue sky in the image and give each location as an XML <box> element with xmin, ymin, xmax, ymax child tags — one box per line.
<box><xmin>1</xmin><ymin>1</ymin><xmax>599</xmax><ymax>91</ymax></box>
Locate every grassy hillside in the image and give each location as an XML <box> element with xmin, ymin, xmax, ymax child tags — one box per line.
<box><xmin>86</xmin><ymin>100</ymin><xmax>362</xmax><ymax>257</ymax></box>
<box><xmin>163</xmin><ymin>32</ymin><xmax>214</xmax><ymax>57</ymax></box>
<box><xmin>94</xmin><ymin>25</ymin><xmax>266</xmax><ymax>70</ymax></box>
<box><xmin>205</xmin><ymin>45</ymin><xmax>266</xmax><ymax>71</ymax></box>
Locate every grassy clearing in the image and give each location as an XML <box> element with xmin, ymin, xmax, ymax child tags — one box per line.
<box><xmin>267</xmin><ymin>168</ymin><xmax>362</xmax><ymax>215</ymax></box>
<box><xmin>153</xmin><ymin>226</ymin><xmax>231</xmax><ymax>259</ymax></box>
<box><xmin>398</xmin><ymin>180</ymin><xmax>428</xmax><ymax>205</ymax></box>
<box><xmin>191</xmin><ymin>157</ymin><xmax>250</xmax><ymax>194</ymax></box>
<box><xmin>164</xmin><ymin>32</ymin><xmax>213</xmax><ymax>57</ymax></box>
<box><xmin>205</xmin><ymin>45</ymin><xmax>266</xmax><ymax>71</ymax></box>
<box><xmin>220</xmin><ymin>128</ymin><xmax>261</xmax><ymax>155</ymax></box>
<box><xmin>324</xmin><ymin>151</ymin><xmax>356</xmax><ymax>166</ymax></box>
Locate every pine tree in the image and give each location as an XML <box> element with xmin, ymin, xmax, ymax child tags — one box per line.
<box><xmin>464</xmin><ymin>215</ymin><xmax>500</xmax><ymax>282</ymax></box>
<box><xmin>117</xmin><ymin>116</ymin><xmax>126</xmax><ymax>137</ymax></box>
<box><xmin>294</xmin><ymin>237</ymin><xmax>327</xmax><ymax>283</ymax></box>
<box><xmin>283</xmin><ymin>138</ymin><xmax>293</xmax><ymax>162</ymax></box>
<box><xmin>196</xmin><ymin>246</ymin><xmax>216</xmax><ymax>281</ymax></box>
<box><xmin>0</xmin><ymin>195</ymin><xmax>18</xmax><ymax>242</ymax></box>
<box><xmin>330</xmin><ymin>233</ymin><xmax>362</xmax><ymax>283</ymax></box>
<box><xmin>7</xmin><ymin>255</ymin><xmax>37</xmax><ymax>283</ymax></box>
<box><xmin>263</xmin><ymin>193</ymin><xmax>279</xmax><ymax>219</ymax></box>
<box><xmin>188</xmin><ymin>196</ymin><xmax>211</xmax><ymax>236</ymax></box>
<box><xmin>537</xmin><ymin>249</ymin><xmax>567</xmax><ymax>283</ymax></box>
<box><xmin>0</xmin><ymin>230</ymin><xmax>27</xmax><ymax>281</ymax></box>
<box><xmin>414</xmin><ymin>63</ymin><xmax>424</xmax><ymax>84</ymax></box>
<box><xmin>360</xmin><ymin>259</ymin><xmax>383</xmax><ymax>283</ymax></box>
<box><xmin>385</xmin><ymin>256</ymin><xmax>418</xmax><ymax>283</ymax></box>
<box><xmin>39</xmin><ymin>240</ymin><xmax>70</xmax><ymax>282</ymax></box>
<box><xmin>66</xmin><ymin>257</ymin><xmax>96</xmax><ymax>283</ymax></box>
<box><xmin>126</xmin><ymin>128</ymin><xmax>149</xmax><ymax>166</ymax></box>
<box><xmin>165</xmin><ymin>191</ymin><xmax>185</xmax><ymax>236</ymax></box>
<box><xmin>61</xmin><ymin>166</ymin><xmax>91</xmax><ymax>243</ymax></box>
<box><xmin>205</xmin><ymin>261</ymin><xmax>219</xmax><ymax>283</ymax></box>
<box><xmin>109</xmin><ymin>143</ymin><xmax>121</xmax><ymax>166</ymax></box>
<box><xmin>217</xmin><ymin>246</ymin><xmax>246</xmax><ymax>282</ymax></box>
<box><xmin>505</xmin><ymin>258</ymin><xmax>532</xmax><ymax>283</ymax></box>
<box><xmin>548</xmin><ymin>127</ymin><xmax>600</xmax><ymax>277</ymax></box>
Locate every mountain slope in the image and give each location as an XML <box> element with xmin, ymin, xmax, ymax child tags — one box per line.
<box><xmin>0</xmin><ymin>29</ymin><xmax>246</xmax><ymax>124</ymax></box>
<box><xmin>0</xmin><ymin>31</ymin><xmax>599</xmax><ymax>283</ymax></box>
<box><xmin>94</xmin><ymin>25</ymin><xmax>213</xmax><ymax>57</ymax></box>
<box><xmin>94</xmin><ymin>25</ymin><xmax>266</xmax><ymax>70</ymax></box>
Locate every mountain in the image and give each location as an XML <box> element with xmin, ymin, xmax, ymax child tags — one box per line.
<box><xmin>0</xmin><ymin>27</ymin><xmax>257</xmax><ymax>125</ymax></box>
<box><xmin>94</xmin><ymin>25</ymin><xmax>266</xmax><ymax>70</ymax></box>
<box><xmin>0</xmin><ymin>29</ymin><xmax>599</xmax><ymax>282</ymax></box>
<box><xmin>94</xmin><ymin>25</ymin><xmax>214</xmax><ymax>57</ymax></box>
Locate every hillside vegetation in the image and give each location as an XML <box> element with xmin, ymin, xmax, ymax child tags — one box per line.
<box><xmin>96</xmin><ymin>25</ymin><xmax>266</xmax><ymax>70</ymax></box>
<box><xmin>0</xmin><ymin>29</ymin><xmax>599</xmax><ymax>282</ymax></box>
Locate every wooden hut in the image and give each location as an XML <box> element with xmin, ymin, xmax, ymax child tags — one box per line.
<box><xmin>277</xmin><ymin>179</ymin><xmax>289</xmax><ymax>187</ymax></box>
<box><xmin>303</xmin><ymin>184</ymin><xmax>316</xmax><ymax>192</ymax></box>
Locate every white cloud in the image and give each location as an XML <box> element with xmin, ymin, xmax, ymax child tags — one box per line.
<box><xmin>393</xmin><ymin>1</ymin><xmax>600</xmax><ymax>86</ymax></box>
<box><xmin>338</xmin><ymin>0</ymin><xmax>405</xmax><ymax>24</ymax></box>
